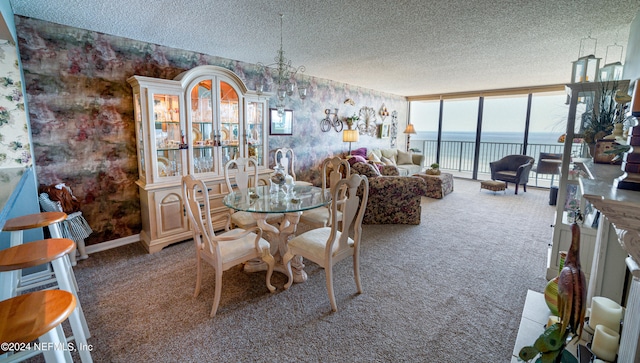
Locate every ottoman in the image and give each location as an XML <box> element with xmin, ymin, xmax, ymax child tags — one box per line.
<box><xmin>413</xmin><ymin>172</ymin><xmax>454</xmax><ymax>199</ymax></box>
<box><xmin>481</xmin><ymin>180</ymin><xmax>506</xmax><ymax>194</ymax></box>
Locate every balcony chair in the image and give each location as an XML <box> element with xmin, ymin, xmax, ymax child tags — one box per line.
<box><xmin>532</xmin><ymin>152</ymin><xmax>562</xmax><ymax>187</ymax></box>
<box><xmin>489</xmin><ymin>155</ymin><xmax>535</xmax><ymax>195</ymax></box>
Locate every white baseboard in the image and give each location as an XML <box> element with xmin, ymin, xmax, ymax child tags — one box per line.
<box><xmin>85</xmin><ymin>234</ymin><xmax>140</xmax><ymax>254</ymax></box>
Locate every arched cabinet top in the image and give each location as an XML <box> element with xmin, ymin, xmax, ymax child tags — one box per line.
<box><xmin>174</xmin><ymin>65</ymin><xmax>249</xmax><ymax>94</ymax></box>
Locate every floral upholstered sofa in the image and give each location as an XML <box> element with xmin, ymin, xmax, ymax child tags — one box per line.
<box><xmin>350</xmin><ymin>161</ymin><xmax>426</xmax><ymax>225</ymax></box>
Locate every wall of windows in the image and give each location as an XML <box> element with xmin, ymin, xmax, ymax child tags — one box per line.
<box><xmin>408</xmin><ymin>86</ymin><xmax>570</xmax><ymax>181</ymax></box>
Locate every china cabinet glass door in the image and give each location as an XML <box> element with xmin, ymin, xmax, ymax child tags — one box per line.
<box><xmin>133</xmin><ymin>93</ymin><xmax>146</xmax><ymax>182</ymax></box>
<box><xmin>190</xmin><ymin>79</ymin><xmax>216</xmax><ymax>175</ymax></box>
<box><xmin>246</xmin><ymin>99</ymin><xmax>266</xmax><ymax>166</ymax></box>
<box><xmin>151</xmin><ymin>92</ymin><xmax>184</xmax><ymax>181</ymax></box>
<box><xmin>219</xmin><ymin>81</ymin><xmax>241</xmax><ymax>167</ymax></box>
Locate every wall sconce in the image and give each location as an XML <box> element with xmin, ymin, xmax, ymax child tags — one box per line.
<box><xmin>379</xmin><ymin>104</ymin><xmax>389</xmax><ymax>122</ymax></box>
<box><xmin>403</xmin><ymin>123</ymin><xmax>417</xmax><ymax>152</ymax></box>
<box><xmin>344</xmin><ymin>98</ymin><xmax>355</xmax><ymax>106</ymax></box>
<box><xmin>343</xmin><ymin>129</ymin><xmax>359</xmax><ymax>154</ymax></box>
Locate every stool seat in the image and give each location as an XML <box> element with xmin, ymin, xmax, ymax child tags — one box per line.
<box><xmin>0</xmin><ymin>238</ymin><xmax>75</xmax><ymax>272</ymax></box>
<box><xmin>2</xmin><ymin>212</ymin><xmax>67</xmax><ymax>232</ymax></box>
<box><xmin>0</xmin><ymin>289</ymin><xmax>76</xmax><ymax>347</ymax></box>
<box><xmin>481</xmin><ymin>180</ymin><xmax>507</xmax><ymax>193</ymax></box>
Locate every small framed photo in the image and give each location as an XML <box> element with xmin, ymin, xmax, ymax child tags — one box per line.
<box><xmin>269</xmin><ymin>108</ymin><xmax>293</xmax><ymax>135</ymax></box>
<box><xmin>378</xmin><ymin>123</ymin><xmax>390</xmax><ymax>139</ymax></box>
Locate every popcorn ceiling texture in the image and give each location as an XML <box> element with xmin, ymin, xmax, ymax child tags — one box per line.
<box><xmin>11</xmin><ymin>0</ymin><xmax>640</xmax><ymax>96</ymax></box>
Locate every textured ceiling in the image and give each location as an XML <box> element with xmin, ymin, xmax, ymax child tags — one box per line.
<box><xmin>10</xmin><ymin>0</ymin><xmax>640</xmax><ymax>97</ymax></box>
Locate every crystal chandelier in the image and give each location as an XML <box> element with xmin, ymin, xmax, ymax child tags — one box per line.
<box><xmin>256</xmin><ymin>14</ymin><xmax>307</xmax><ymax>116</ymax></box>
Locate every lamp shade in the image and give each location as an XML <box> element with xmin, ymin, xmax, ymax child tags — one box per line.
<box><xmin>343</xmin><ymin>129</ymin><xmax>359</xmax><ymax>143</ymax></box>
<box><xmin>403</xmin><ymin>123</ymin><xmax>416</xmax><ymax>134</ymax></box>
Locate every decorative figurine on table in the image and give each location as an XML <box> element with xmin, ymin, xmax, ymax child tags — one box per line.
<box><xmin>518</xmin><ymin>222</ymin><xmax>585</xmax><ymax>363</ymax></box>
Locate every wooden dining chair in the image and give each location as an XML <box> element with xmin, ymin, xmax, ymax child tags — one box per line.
<box><xmin>283</xmin><ymin>173</ymin><xmax>369</xmax><ymax>312</ymax></box>
<box><xmin>299</xmin><ymin>157</ymin><xmax>350</xmax><ymax>229</ymax></box>
<box><xmin>274</xmin><ymin>148</ymin><xmax>312</xmax><ymax>186</ymax></box>
<box><xmin>223</xmin><ymin>157</ymin><xmax>281</xmax><ymax>229</ymax></box>
<box><xmin>182</xmin><ymin>175</ymin><xmax>276</xmax><ymax>317</ymax></box>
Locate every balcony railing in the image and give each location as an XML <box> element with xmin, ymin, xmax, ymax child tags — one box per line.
<box><xmin>412</xmin><ymin>139</ymin><xmax>585</xmax><ymax>183</ymax></box>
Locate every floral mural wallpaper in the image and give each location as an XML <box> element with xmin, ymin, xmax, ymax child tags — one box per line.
<box><xmin>16</xmin><ymin>16</ymin><xmax>408</xmax><ymax>247</ymax></box>
<box><xmin>0</xmin><ymin>39</ymin><xmax>30</xmax><ymax>167</ymax></box>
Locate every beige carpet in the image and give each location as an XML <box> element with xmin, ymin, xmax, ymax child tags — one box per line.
<box><xmin>65</xmin><ymin>178</ymin><xmax>554</xmax><ymax>362</ymax></box>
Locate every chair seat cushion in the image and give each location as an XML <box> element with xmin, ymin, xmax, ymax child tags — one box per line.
<box><xmin>494</xmin><ymin>170</ymin><xmax>517</xmax><ymax>181</ymax></box>
<box><xmin>299</xmin><ymin>207</ymin><xmax>342</xmax><ymax>227</ymax></box>
<box><xmin>289</xmin><ymin>227</ymin><xmax>353</xmax><ymax>261</ymax></box>
<box><xmin>231</xmin><ymin>211</ymin><xmax>282</xmax><ymax>228</ymax></box>
<box><xmin>217</xmin><ymin>229</ymin><xmax>269</xmax><ymax>263</ymax></box>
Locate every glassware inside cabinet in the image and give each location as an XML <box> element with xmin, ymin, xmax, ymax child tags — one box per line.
<box><xmin>220</xmin><ymin>81</ymin><xmax>239</xmax><ymax>164</ymax></box>
<box><xmin>133</xmin><ymin>93</ymin><xmax>146</xmax><ymax>178</ymax></box>
<box><xmin>153</xmin><ymin>93</ymin><xmax>183</xmax><ymax>179</ymax></box>
<box><xmin>246</xmin><ymin>100</ymin><xmax>264</xmax><ymax>165</ymax></box>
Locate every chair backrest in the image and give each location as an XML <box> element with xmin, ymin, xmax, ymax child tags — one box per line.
<box><xmin>536</xmin><ymin>152</ymin><xmax>562</xmax><ymax>174</ymax></box>
<box><xmin>224</xmin><ymin>157</ymin><xmax>259</xmax><ymax>193</ymax></box>
<box><xmin>321</xmin><ymin>157</ymin><xmax>350</xmax><ymax>192</ymax></box>
<box><xmin>182</xmin><ymin>175</ymin><xmax>220</xmax><ymax>258</ymax></box>
<box><xmin>275</xmin><ymin>148</ymin><xmax>297</xmax><ymax>181</ymax></box>
<box><xmin>325</xmin><ymin>174</ymin><xmax>369</xmax><ymax>259</ymax></box>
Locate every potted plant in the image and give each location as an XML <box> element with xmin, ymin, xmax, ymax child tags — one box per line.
<box><xmin>425</xmin><ymin>162</ymin><xmax>440</xmax><ymax>175</ymax></box>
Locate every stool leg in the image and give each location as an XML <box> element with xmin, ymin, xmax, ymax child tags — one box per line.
<box><xmin>49</xmin><ymin>223</ymin><xmax>78</xmax><ymax>267</ymax></box>
<box><xmin>9</xmin><ymin>230</ymin><xmax>23</xmax><ymax>247</ymax></box>
<box><xmin>77</xmin><ymin>239</ymin><xmax>89</xmax><ymax>260</ymax></box>
<box><xmin>0</xmin><ymin>270</ymin><xmax>18</xmax><ymax>300</ymax></box>
<box><xmin>50</xmin><ymin>257</ymin><xmax>92</xmax><ymax>363</ymax></box>
<box><xmin>40</xmin><ymin>324</ymin><xmax>74</xmax><ymax>363</ymax></box>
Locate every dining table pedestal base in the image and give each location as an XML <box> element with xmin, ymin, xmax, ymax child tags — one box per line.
<box><xmin>243</xmin><ymin>212</ymin><xmax>308</xmax><ymax>284</ymax></box>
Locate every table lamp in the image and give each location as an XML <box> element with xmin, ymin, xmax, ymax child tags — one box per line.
<box><xmin>403</xmin><ymin>123</ymin><xmax>416</xmax><ymax>151</ymax></box>
<box><xmin>343</xmin><ymin>129</ymin><xmax>359</xmax><ymax>154</ymax></box>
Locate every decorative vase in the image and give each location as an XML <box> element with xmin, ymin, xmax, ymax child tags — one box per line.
<box><xmin>544</xmin><ymin>251</ymin><xmax>567</xmax><ymax>317</ymax></box>
<box><xmin>270</xmin><ymin>163</ymin><xmax>286</xmax><ymax>187</ymax></box>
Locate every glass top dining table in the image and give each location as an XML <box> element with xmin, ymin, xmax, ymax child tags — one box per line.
<box><xmin>222</xmin><ymin>184</ymin><xmax>330</xmax><ymax>214</ymax></box>
<box><xmin>222</xmin><ymin>184</ymin><xmax>331</xmax><ymax>284</ymax></box>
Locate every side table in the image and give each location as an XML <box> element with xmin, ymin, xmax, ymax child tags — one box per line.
<box><xmin>413</xmin><ymin>172</ymin><xmax>454</xmax><ymax>199</ymax></box>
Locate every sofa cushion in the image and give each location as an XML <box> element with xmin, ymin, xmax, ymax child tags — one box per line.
<box><xmin>368</xmin><ymin>152</ymin><xmax>382</xmax><ymax>163</ymax></box>
<box><xmin>351</xmin><ymin>162</ymin><xmax>381</xmax><ymax>177</ymax></box>
<box><xmin>380</xmin><ymin>148</ymin><xmax>398</xmax><ymax>161</ymax></box>
<box><xmin>351</xmin><ymin>147</ymin><xmax>367</xmax><ymax>158</ymax></box>
<box><xmin>381</xmin><ymin>156</ymin><xmax>396</xmax><ymax>166</ymax></box>
<box><xmin>347</xmin><ymin>154</ymin><xmax>367</xmax><ymax>166</ymax></box>
<box><xmin>397</xmin><ymin>150</ymin><xmax>414</xmax><ymax>165</ymax></box>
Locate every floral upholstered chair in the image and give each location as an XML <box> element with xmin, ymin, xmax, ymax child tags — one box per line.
<box><xmin>350</xmin><ymin>161</ymin><xmax>426</xmax><ymax>225</ymax></box>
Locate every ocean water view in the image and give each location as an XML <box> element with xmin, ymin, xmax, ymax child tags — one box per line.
<box><xmin>414</xmin><ymin>131</ymin><xmax>561</xmax><ymax>144</ymax></box>
<box><xmin>411</xmin><ymin>131</ymin><xmax>577</xmax><ymax>178</ymax></box>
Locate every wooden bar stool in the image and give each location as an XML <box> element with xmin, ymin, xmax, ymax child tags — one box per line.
<box><xmin>1</xmin><ymin>212</ymin><xmax>79</xmax><ymax>299</ymax></box>
<box><xmin>0</xmin><ymin>290</ymin><xmax>76</xmax><ymax>362</ymax></box>
<box><xmin>0</xmin><ymin>238</ymin><xmax>92</xmax><ymax>363</ymax></box>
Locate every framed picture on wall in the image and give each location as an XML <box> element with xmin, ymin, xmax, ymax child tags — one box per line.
<box><xmin>269</xmin><ymin>108</ymin><xmax>293</xmax><ymax>135</ymax></box>
<box><xmin>378</xmin><ymin>123</ymin><xmax>390</xmax><ymax>139</ymax></box>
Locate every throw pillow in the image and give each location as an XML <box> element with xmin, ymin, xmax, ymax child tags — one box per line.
<box><xmin>347</xmin><ymin>154</ymin><xmax>367</xmax><ymax>166</ymax></box>
<box><xmin>368</xmin><ymin>152</ymin><xmax>382</xmax><ymax>163</ymax></box>
<box><xmin>351</xmin><ymin>162</ymin><xmax>381</xmax><ymax>177</ymax></box>
<box><xmin>381</xmin><ymin>156</ymin><xmax>396</xmax><ymax>166</ymax></box>
<box><xmin>397</xmin><ymin>150</ymin><xmax>414</xmax><ymax>165</ymax></box>
<box><xmin>351</xmin><ymin>147</ymin><xmax>367</xmax><ymax>158</ymax></box>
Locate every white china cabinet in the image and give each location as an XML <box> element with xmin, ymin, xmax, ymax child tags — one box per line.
<box><xmin>128</xmin><ymin>65</ymin><xmax>270</xmax><ymax>253</ymax></box>
<box><xmin>547</xmin><ymin>81</ymin><xmax>629</xmax><ymax>303</ymax></box>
